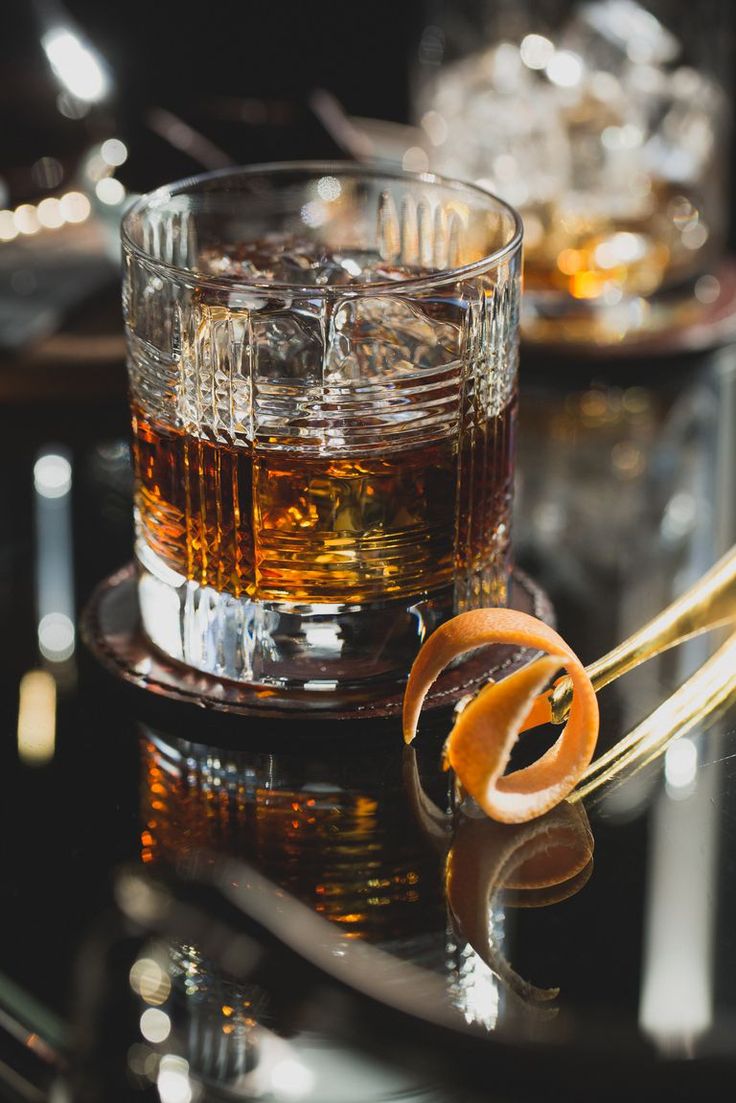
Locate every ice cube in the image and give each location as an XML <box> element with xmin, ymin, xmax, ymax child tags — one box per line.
<box><xmin>321</xmin><ymin>294</ymin><xmax>467</xmax><ymax>450</ymax></box>
<box><xmin>198</xmin><ymin>238</ymin><xmax>372</xmax><ymax>287</ymax></box>
<box><xmin>325</xmin><ymin>296</ymin><xmax>463</xmax><ymax>383</ymax></box>
<box><xmin>199</xmin><ymin>239</ymin><xmax>285</xmax><ymax>281</ymax></box>
<box><xmin>561</xmin><ymin>0</ymin><xmax>680</xmax><ymax>75</ymax></box>
<box><xmin>641</xmin><ymin>67</ymin><xmax>724</xmax><ymax>184</ymax></box>
<box><xmin>432</xmin><ymin>71</ymin><xmax>571</xmax><ymax>210</ymax></box>
<box><xmin>429</xmin><ymin>42</ymin><xmax>531</xmax><ymax>121</ymax></box>
<box><xmin>252</xmin><ymin>308</ymin><xmax>324</xmax><ymax>384</ymax></box>
<box><xmin>558</xmin><ymin>81</ymin><xmax>651</xmax><ymax>219</ymax></box>
<box><xmin>424</xmin><ymin>43</ymin><xmax>532</xmax><ymax>174</ymax></box>
<box><xmin>250</xmin><ymin>303</ymin><xmax>327</xmax><ymax>443</ymax></box>
<box><xmin>483</xmin><ymin>41</ymin><xmax>531</xmax><ymax>94</ymax></box>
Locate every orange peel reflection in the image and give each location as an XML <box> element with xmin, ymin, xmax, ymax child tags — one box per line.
<box><xmin>445</xmin><ymin>802</ymin><xmax>594</xmax><ymax>1004</ymax></box>
<box><xmin>402</xmin><ymin>745</ymin><xmax>594</xmax><ymax>1010</ymax></box>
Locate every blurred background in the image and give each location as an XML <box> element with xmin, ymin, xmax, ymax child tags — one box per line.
<box><xmin>0</xmin><ymin>0</ymin><xmax>418</xmax><ymax>372</ymax></box>
<box><xmin>2</xmin><ymin>0</ymin><xmax>420</xmax><ymax>180</ymax></box>
<box><xmin>0</xmin><ymin>0</ymin><xmax>414</xmax><ymax>364</ymax></box>
<box><xmin>2</xmin><ymin>0</ymin><xmax>735</xmax><ymax>366</ymax></box>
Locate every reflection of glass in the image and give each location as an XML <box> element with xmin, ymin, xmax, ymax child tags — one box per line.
<box><xmin>416</xmin><ymin>1</ymin><xmax>731</xmax><ymax>345</ymax></box>
<box><xmin>122</xmin><ymin>164</ymin><xmax>522</xmax><ymax>690</ymax></box>
<box><xmin>138</xmin><ymin>725</ymin><xmax>449</xmax><ymax>1099</ymax></box>
<box><xmin>133</xmin><ymin>724</ymin><xmax>595</xmax><ymax>1097</ymax></box>
<box><xmin>140</xmin><ymin>728</ymin><xmax>444</xmax><ymax>944</ymax></box>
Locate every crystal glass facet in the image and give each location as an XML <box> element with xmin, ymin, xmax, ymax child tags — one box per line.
<box><xmin>122</xmin><ymin>164</ymin><xmax>522</xmax><ymax>690</ymax></box>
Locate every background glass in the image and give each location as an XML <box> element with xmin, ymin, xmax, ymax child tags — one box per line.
<box><xmin>415</xmin><ymin>0</ymin><xmax>732</xmax><ymax>347</ymax></box>
<box><xmin>122</xmin><ymin>164</ymin><xmax>522</xmax><ymax>690</ymax></box>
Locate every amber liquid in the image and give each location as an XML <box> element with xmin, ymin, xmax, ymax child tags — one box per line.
<box><xmin>132</xmin><ymin>402</ymin><xmax>515</xmax><ymax>605</ymax></box>
<box><xmin>522</xmin><ymin>184</ymin><xmax>709</xmax><ymax>305</ymax></box>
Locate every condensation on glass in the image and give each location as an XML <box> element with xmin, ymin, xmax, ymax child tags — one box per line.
<box><xmin>122</xmin><ymin>164</ymin><xmax>522</xmax><ymax>690</ymax></box>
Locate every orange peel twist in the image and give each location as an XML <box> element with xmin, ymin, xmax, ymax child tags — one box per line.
<box><xmin>402</xmin><ymin>609</ymin><xmax>599</xmax><ymax>824</ymax></box>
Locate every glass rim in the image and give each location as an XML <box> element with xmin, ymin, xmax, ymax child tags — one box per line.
<box><xmin>121</xmin><ymin>160</ymin><xmax>524</xmax><ymax>297</ymax></box>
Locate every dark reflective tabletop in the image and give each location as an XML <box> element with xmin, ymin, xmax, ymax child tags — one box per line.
<box><xmin>2</xmin><ymin>339</ymin><xmax>736</xmax><ymax>1100</ymax></box>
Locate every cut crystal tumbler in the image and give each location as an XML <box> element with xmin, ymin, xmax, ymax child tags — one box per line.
<box><xmin>122</xmin><ymin>164</ymin><xmax>522</xmax><ymax>690</ymax></box>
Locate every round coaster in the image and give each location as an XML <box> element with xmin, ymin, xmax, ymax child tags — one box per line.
<box><xmin>80</xmin><ymin>563</ymin><xmax>554</xmax><ymax>722</ymax></box>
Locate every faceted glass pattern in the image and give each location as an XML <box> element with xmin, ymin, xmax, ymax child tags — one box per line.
<box><xmin>122</xmin><ymin>165</ymin><xmax>522</xmax><ymax>691</ymax></box>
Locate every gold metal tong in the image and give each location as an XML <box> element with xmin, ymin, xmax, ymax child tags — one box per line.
<box><xmin>549</xmin><ymin>544</ymin><xmax>736</xmax><ymax>725</ymax></box>
<box><xmin>569</xmin><ymin>631</ymin><xmax>736</xmax><ymax>800</ymax></box>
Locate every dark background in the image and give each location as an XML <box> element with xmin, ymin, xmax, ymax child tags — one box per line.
<box><xmin>3</xmin><ymin>1</ymin><xmax>422</xmax><ymax>196</ymax></box>
<box><xmin>3</xmin><ymin>1</ymin><xmax>735</xmax><ymax>240</ymax></box>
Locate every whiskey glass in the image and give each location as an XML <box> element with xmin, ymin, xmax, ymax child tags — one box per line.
<box><xmin>122</xmin><ymin>163</ymin><xmax>522</xmax><ymax>691</ymax></box>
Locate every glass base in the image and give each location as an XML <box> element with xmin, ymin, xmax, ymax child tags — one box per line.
<box><xmin>136</xmin><ymin>541</ymin><xmax>455</xmax><ymax>691</ymax></box>
<box><xmin>81</xmin><ymin>560</ymin><xmax>549</xmax><ymax>719</ymax></box>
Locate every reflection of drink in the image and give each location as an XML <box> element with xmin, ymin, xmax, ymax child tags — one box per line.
<box><xmin>140</xmin><ymin>731</ymin><xmax>446</xmax><ymax>943</ymax></box>
<box><xmin>132</xmin><ymin>400</ymin><xmax>515</xmax><ymax>605</ymax></box>
<box><xmin>137</xmin><ymin>728</ymin><xmax>451</xmax><ymax>1098</ymax></box>
<box><xmin>137</xmin><ymin>728</ymin><xmax>595</xmax><ymax>1085</ymax></box>
<box><xmin>123</xmin><ymin>166</ymin><xmax>521</xmax><ymax>687</ymax></box>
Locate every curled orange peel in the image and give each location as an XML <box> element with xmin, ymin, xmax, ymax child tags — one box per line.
<box><xmin>402</xmin><ymin>609</ymin><xmax>599</xmax><ymax>824</ymax></box>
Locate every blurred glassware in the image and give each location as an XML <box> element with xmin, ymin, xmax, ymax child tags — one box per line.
<box><xmin>414</xmin><ymin>0</ymin><xmax>733</xmax><ymax>349</ymax></box>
